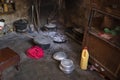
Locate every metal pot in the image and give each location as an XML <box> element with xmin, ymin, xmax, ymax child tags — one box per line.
<box><xmin>44</xmin><ymin>23</ymin><xmax>57</xmax><ymax>31</ymax></box>
<box><xmin>53</xmin><ymin>34</ymin><xmax>67</xmax><ymax>43</ymax></box>
<box><xmin>59</xmin><ymin>59</ymin><xmax>75</xmax><ymax>74</ymax></box>
<box><xmin>13</xmin><ymin>19</ymin><xmax>28</xmax><ymax>33</ymax></box>
<box><xmin>33</xmin><ymin>36</ymin><xmax>50</xmax><ymax>50</ymax></box>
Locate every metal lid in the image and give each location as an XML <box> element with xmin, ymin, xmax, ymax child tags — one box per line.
<box><xmin>44</xmin><ymin>23</ymin><xmax>56</xmax><ymax>28</ymax></box>
<box><xmin>53</xmin><ymin>51</ymin><xmax>67</xmax><ymax>61</ymax></box>
<box><xmin>34</xmin><ymin>36</ymin><xmax>50</xmax><ymax>45</ymax></box>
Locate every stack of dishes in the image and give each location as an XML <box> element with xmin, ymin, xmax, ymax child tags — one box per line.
<box><xmin>59</xmin><ymin>59</ymin><xmax>75</xmax><ymax>74</ymax></box>
<box><xmin>53</xmin><ymin>52</ymin><xmax>75</xmax><ymax>74</ymax></box>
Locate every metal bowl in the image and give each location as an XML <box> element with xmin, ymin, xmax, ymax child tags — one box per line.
<box><xmin>60</xmin><ymin>59</ymin><xmax>74</xmax><ymax>69</ymax></box>
<box><xmin>53</xmin><ymin>34</ymin><xmax>66</xmax><ymax>43</ymax></box>
<box><xmin>59</xmin><ymin>65</ymin><xmax>74</xmax><ymax>74</ymax></box>
<box><xmin>53</xmin><ymin>52</ymin><xmax>67</xmax><ymax>61</ymax></box>
<box><xmin>59</xmin><ymin>59</ymin><xmax>75</xmax><ymax>74</ymax></box>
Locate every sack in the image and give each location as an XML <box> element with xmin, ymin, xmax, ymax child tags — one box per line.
<box><xmin>26</xmin><ymin>46</ymin><xmax>44</xmax><ymax>59</ymax></box>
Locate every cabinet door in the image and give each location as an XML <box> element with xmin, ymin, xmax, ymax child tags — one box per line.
<box><xmin>87</xmin><ymin>32</ymin><xmax>120</xmax><ymax>80</ymax></box>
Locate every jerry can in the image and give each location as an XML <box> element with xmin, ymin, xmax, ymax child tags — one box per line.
<box><xmin>80</xmin><ymin>47</ymin><xmax>89</xmax><ymax>70</ymax></box>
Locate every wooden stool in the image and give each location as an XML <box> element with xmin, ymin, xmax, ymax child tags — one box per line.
<box><xmin>0</xmin><ymin>47</ymin><xmax>20</xmax><ymax>80</ymax></box>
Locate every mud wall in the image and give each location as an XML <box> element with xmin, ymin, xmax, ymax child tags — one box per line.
<box><xmin>0</xmin><ymin>0</ymin><xmax>31</xmax><ymax>24</ymax></box>
<box><xmin>59</xmin><ymin>0</ymin><xmax>90</xmax><ymax>28</ymax></box>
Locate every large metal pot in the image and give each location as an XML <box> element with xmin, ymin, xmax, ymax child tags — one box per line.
<box><xmin>33</xmin><ymin>36</ymin><xmax>50</xmax><ymax>50</ymax></box>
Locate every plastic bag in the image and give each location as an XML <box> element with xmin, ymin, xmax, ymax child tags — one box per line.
<box><xmin>26</xmin><ymin>46</ymin><xmax>44</xmax><ymax>59</ymax></box>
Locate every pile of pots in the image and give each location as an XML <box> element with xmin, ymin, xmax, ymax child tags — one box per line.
<box><xmin>53</xmin><ymin>51</ymin><xmax>75</xmax><ymax>74</ymax></box>
<box><xmin>59</xmin><ymin>59</ymin><xmax>75</xmax><ymax>74</ymax></box>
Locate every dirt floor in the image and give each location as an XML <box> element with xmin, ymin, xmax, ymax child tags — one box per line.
<box><xmin>0</xmin><ymin>30</ymin><xmax>105</xmax><ymax>80</ymax></box>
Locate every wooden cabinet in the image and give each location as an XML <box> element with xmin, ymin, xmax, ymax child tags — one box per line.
<box><xmin>86</xmin><ymin>32</ymin><xmax>120</xmax><ymax>80</ymax></box>
<box><xmin>82</xmin><ymin>1</ymin><xmax>120</xmax><ymax>80</ymax></box>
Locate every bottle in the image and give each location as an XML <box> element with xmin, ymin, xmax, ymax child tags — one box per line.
<box><xmin>4</xmin><ymin>3</ymin><xmax>8</xmax><ymax>12</ymax></box>
<box><xmin>80</xmin><ymin>47</ymin><xmax>89</xmax><ymax>70</ymax></box>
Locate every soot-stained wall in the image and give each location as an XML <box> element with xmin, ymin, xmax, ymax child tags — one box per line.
<box><xmin>0</xmin><ymin>0</ymin><xmax>31</xmax><ymax>24</ymax></box>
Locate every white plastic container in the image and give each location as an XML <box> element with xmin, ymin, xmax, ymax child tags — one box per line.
<box><xmin>0</xmin><ymin>21</ymin><xmax>5</xmax><ymax>29</ymax></box>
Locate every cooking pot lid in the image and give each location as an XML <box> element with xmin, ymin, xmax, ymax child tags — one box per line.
<box><xmin>53</xmin><ymin>51</ymin><xmax>67</xmax><ymax>61</ymax></box>
<box><xmin>44</xmin><ymin>23</ymin><xmax>56</xmax><ymax>28</ymax></box>
<box><xmin>34</xmin><ymin>36</ymin><xmax>50</xmax><ymax>45</ymax></box>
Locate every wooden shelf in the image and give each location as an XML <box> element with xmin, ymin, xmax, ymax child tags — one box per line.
<box><xmin>92</xmin><ymin>8</ymin><xmax>120</xmax><ymax>19</ymax></box>
<box><xmin>83</xmin><ymin>5</ymin><xmax>120</xmax><ymax>79</ymax></box>
<box><xmin>88</xmin><ymin>30</ymin><xmax>120</xmax><ymax>51</ymax></box>
<box><xmin>88</xmin><ymin>8</ymin><xmax>120</xmax><ymax>51</ymax></box>
<box><xmin>0</xmin><ymin>2</ymin><xmax>15</xmax><ymax>14</ymax></box>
